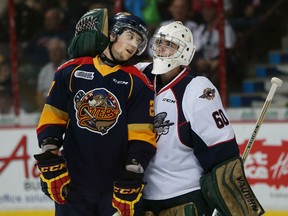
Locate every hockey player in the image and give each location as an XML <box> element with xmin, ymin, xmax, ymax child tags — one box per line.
<box><xmin>34</xmin><ymin>9</ymin><xmax>156</xmax><ymax>216</ymax></box>
<box><xmin>135</xmin><ymin>21</ymin><xmax>265</xmax><ymax>215</ymax></box>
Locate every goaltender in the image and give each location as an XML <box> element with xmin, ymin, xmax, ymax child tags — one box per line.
<box><xmin>135</xmin><ymin>21</ymin><xmax>265</xmax><ymax>216</ymax></box>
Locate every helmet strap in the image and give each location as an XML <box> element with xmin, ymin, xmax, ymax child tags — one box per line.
<box><xmin>100</xmin><ymin>43</ymin><xmax>126</xmax><ymax>67</ymax></box>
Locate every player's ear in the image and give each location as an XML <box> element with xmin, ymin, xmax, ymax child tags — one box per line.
<box><xmin>109</xmin><ymin>33</ymin><xmax>117</xmax><ymax>43</ymax></box>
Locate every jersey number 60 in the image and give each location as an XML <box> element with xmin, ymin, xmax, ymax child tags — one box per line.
<box><xmin>212</xmin><ymin>109</ymin><xmax>229</xmax><ymax>129</ymax></box>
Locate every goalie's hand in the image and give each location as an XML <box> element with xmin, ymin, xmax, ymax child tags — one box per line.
<box><xmin>112</xmin><ymin>179</ymin><xmax>145</xmax><ymax>216</ymax></box>
<box><xmin>34</xmin><ymin>151</ymin><xmax>70</xmax><ymax>204</ymax></box>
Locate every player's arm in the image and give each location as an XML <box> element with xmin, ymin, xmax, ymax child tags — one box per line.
<box><xmin>112</xmin><ymin>69</ymin><xmax>156</xmax><ymax>215</ymax></box>
<box><xmin>121</xmin><ymin>66</ymin><xmax>156</xmax><ymax>170</ymax></box>
<box><xmin>36</xmin><ymin>64</ymin><xmax>72</xmax><ymax>147</ymax></box>
<box><xmin>185</xmin><ymin>76</ymin><xmax>240</xmax><ymax>170</ymax></box>
<box><xmin>186</xmin><ymin>77</ymin><xmax>264</xmax><ymax>215</ymax></box>
<box><xmin>35</xmin><ymin>66</ymin><xmax>73</xmax><ymax>204</ymax></box>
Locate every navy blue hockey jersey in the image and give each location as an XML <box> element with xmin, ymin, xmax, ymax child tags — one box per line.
<box><xmin>36</xmin><ymin>56</ymin><xmax>156</xmax><ymax>195</ymax></box>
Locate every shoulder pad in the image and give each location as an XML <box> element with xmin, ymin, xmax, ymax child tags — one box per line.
<box><xmin>121</xmin><ymin>65</ymin><xmax>153</xmax><ymax>90</ymax></box>
<box><xmin>57</xmin><ymin>57</ymin><xmax>94</xmax><ymax>71</ymax></box>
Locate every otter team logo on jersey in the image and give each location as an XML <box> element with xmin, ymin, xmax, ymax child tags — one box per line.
<box><xmin>199</xmin><ymin>88</ymin><xmax>215</xmax><ymax>100</ymax></box>
<box><xmin>154</xmin><ymin>112</ymin><xmax>174</xmax><ymax>141</ymax></box>
<box><xmin>74</xmin><ymin>88</ymin><xmax>122</xmax><ymax>135</ymax></box>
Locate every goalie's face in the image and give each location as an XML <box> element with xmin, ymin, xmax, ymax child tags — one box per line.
<box><xmin>153</xmin><ymin>38</ymin><xmax>179</xmax><ymax>58</ymax></box>
<box><xmin>111</xmin><ymin>29</ymin><xmax>143</xmax><ymax>61</ymax></box>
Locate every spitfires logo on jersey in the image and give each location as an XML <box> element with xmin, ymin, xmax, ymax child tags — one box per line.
<box><xmin>74</xmin><ymin>88</ymin><xmax>122</xmax><ymax>135</ymax></box>
<box><xmin>154</xmin><ymin>112</ymin><xmax>174</xmax><ymax>141</ymax></box>
<box><xmin>199</xmin><ymin>88</ymin><xmax>215</xmax><ymax>100</ymax></box>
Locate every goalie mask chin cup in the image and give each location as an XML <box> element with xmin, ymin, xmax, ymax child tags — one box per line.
<box><xmin>151</xmin><ymin>21</ymin><xmax>196</xmax><ymax>75</ymax></box>
<box><xmin>109</xmin><ymin>12</ymin><xmax>148</xmax><ymax>55</ymax></box>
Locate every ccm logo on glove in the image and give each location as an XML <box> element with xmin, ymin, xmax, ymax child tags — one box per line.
<box><xmin>114</xmin><ymin>186</ymin><xmax>143</xmax><ymax>194</ymax></box>
<box><xmin>112</xmin><ymin>180</ymin><xmax>145</xmax><ymax>216</ymax></box>
<box><xmin>34</xmin><ymin>151</ymin><xmax>70</xmax><ymax>205</ymax></box>
<box><xmin>39</xmin><ymin>163</ymin><xmax>67</xmax><ymax>172</ymax></box>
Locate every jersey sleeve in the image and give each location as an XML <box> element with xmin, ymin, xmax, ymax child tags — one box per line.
<box><xmin>183</xmin><ymin>76</ymin><xmax>239</xmax><ymax>172</ymax></box>
<box><xmin>123</xmin><ymin>66</ymin><xmax>156</xmax><ymax>169</ymax></box>
<box><xmin>36</xmin><ymin>64</ymin><xmax>73</xmax><ymax>147</ymax></box>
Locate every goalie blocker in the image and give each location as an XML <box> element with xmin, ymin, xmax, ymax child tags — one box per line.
<box><xmin>200</xmin><ymin>156</ymin><xmax>265</xmax><ymax>216</ymax></box>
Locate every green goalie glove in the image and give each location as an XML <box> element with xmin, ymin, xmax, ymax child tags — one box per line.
<box><xmin>68</xmin><ymin>8</ymin><xmax>109</xmax><ymax>58</ymax></box>
<box><xmin>200</xmin><ymin>156</ymin><xmax>265</xmax><ymax>216</ymax></box>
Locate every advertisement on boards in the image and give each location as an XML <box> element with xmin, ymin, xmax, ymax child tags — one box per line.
<box><xmin>234</xmin><ymin>122</ymin><xmax>288</xmax><ymax>210</ymax></box>
<box><xmin>0</xmin><ymin>128</ymin><xmax>53</xmax><ymax>210</ymax></box>
<box><xmin>0</xmin><ymin>122</ymin><xmax>287</xmax><ymax>211</ymax></box>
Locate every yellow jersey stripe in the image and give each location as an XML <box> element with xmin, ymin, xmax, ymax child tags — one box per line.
<box><xmin>38</xmin><ymin>104</ymin><xmax>69</xmax><ymax>128</ymax></box>
<box><xmin>128</xmin><ymin>123</ymin><xmax>156</xmax><ymax>148</ymax></box>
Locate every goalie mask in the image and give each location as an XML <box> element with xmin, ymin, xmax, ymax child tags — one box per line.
<box><xmin>151</xmin><ymin>21</ymin><xmax>196</xmax><ymax>75</ymax></box>
<box><xmin>109</xmin><ymin>12</ymin><xmax>148</xmax><ymax>55</ymax></box>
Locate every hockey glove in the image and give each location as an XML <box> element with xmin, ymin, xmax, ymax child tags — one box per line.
<box><xmin>68</xmin><ymin>8</ymin><xmax>109</xmax><ymax>58</ymax></box>
<box><xmin>34</xmin><ymin>151</ymin><xmax>70</xmax><ymax>204</ymax></box>
<box><xmin>112</xmin><ymin>179</ymin><xmax>145</xmax><ymax>216</ymax></box>
<box><xmin>112</xmin><ymin>164</ymin><xmax>145</xmax><ymax>216</ymax></box>
<box><xmin>200</xmin><ymin>156</ymin><xmax>265</xmax><ymax>216</ymax></box>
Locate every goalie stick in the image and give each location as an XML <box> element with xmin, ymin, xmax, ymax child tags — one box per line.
<box><xmin>212</xmin><ymin>77</ymin><xmax>283</xmax><ymax>216</ymax></box>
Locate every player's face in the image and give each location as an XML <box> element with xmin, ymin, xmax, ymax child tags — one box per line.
<box><xmin>154</xmin><ymin>39</ymin><xmax>178</xmax><ymax>57</ymax></box>
<box><xmin>111</xmin><ymin>29</ymin><xmax>142</xmax><ymax>61</ymax></box>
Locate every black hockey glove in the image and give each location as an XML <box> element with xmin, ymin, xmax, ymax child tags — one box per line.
<box><xmin>112</xmin><ymin>161</ymin><xmax>145</xmax><ymax>216</ymax></box>
<box><xmin>34</xmin><ymin>150</ymin><xmax>70</xmax><ymax>204</ymax></box>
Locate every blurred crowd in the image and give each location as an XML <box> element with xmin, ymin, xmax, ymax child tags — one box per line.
<box><xmin>0</xmin><ymin>0</ymin><xmax>287</xmax><ymax>124</ymax></box>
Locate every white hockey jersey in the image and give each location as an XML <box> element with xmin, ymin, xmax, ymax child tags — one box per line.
<box><xmin>140</xmin><ymin>66</ymin><xmax>239</xmax><ymax>200</ymax></box>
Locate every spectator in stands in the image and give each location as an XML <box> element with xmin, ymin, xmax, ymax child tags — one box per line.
<box><xmin>43</xmin><ymin>0</ymin><xmax>88</xmax><ymax>29</ymax></box>
<box><xmin>22</xmin><ymin>7</ymin><xmax>73</xmax><ymax>66</ymax></box>
<box><xmin>36</xmin><ymin>38</ymin><xmax>67</xmax><ymax>111</ymax></box>
<box><xmin>0</xmin><ymin>86</ymin><xmax>28</xmax><ymax>125</ymax></box>
<box><xmin>124</xmin><ymin>0</ymin><xmax>145</xmax><ymax>19</ymax></box>
<box><xmin>192</xmin><ymin>0</ymin><xmax>237</xmax><ymax>90</ymax></box>
<box><xmin>0</xmin><ymin>87</ymin><xmax>13</xmax><ymax>115</ymax></box>
<box><xmin>14</xmin><ymin>0</ymin><xmax>44</xmax><ymax>43</ymax></box>
<box><xmin>163</xmin><ymin>0</ymin><xmax>197</xmax><ymax>30</ymax></box>
<box><xmin>0</xmin><ymin>61</ymin><xmax>11</xmax><ymax>89</ymax></box>
<box><xmin>18</xmin><ymin>7</ymin><xmax>72</xmax><ymax>112</ymax></box>
<box><xmin>146</xmin><ymin>0</ymin><xmax>198</xmax><ymax>59</ymax></box>
<box><xmin>228</xmin><ymin>0</ymin><xmax>270</xmax><ymax>32</ymax></box>
<box><xmin>192</xmin><ymin>0</ymin><xmax>234</xmax><ymax>23</ymax></box>
<box><xmin>0</xmin><ymin>0</ymin><xmax>9</xmax><ymax>43</ymax></box>
<box><xmin>0</xmin><ymin>56</ymin><xmax>15</xmax><ymax>126</ymax></box>
<box><xmin>88</xmin><ymin>1</ymin><xmax>114</xmax><ymax>17</ymax></box>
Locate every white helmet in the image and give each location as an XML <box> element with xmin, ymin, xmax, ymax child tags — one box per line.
<box><xmin>151</xmin><ymin>21</ymin><xmax>196</xmax><ymax>75</ymax></box>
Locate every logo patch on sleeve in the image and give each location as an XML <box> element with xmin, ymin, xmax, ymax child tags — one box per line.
<box><xmin>199</xmin><ymin>88</ymin><xmax>215</xmax><ymax>100</ymax></box>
